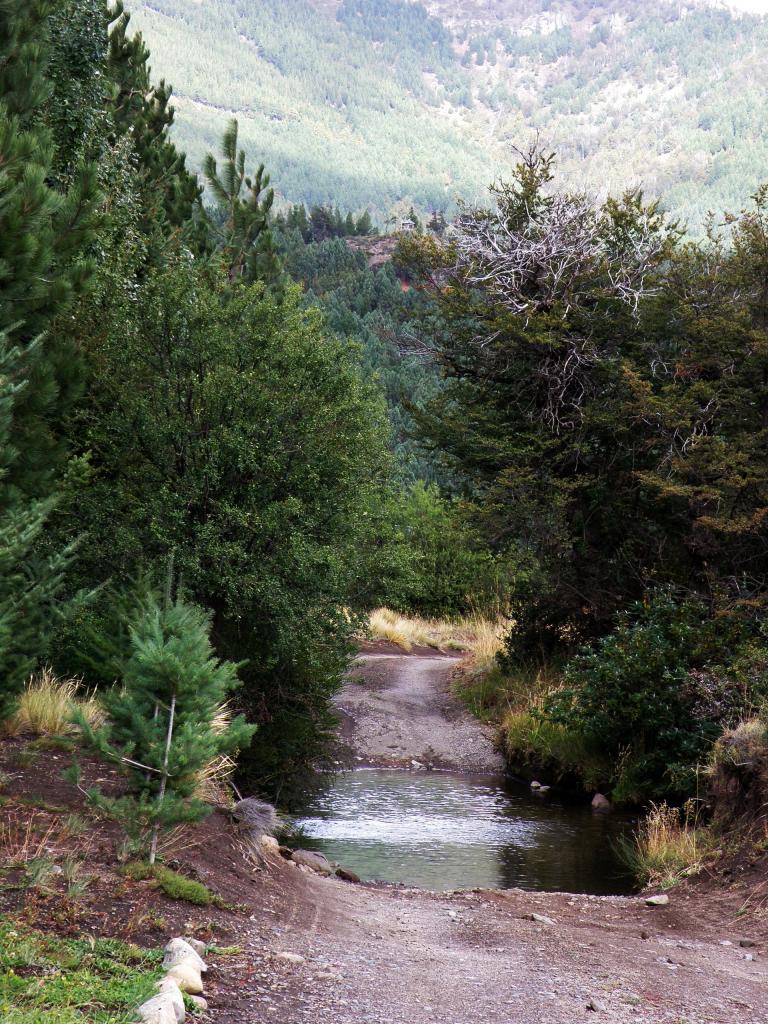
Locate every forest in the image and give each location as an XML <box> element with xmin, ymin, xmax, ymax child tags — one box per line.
<box><xmin>2</xmin><ymin>0</ymin><xmax>768</xmax><ymax>861</ymax></box>
<box><xmin>127</xmin><ymin>0</ymin><xmax>768</xmax><ymax>232</ymax></box>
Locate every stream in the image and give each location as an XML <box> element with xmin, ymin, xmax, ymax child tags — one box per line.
<box><xmin>295</xmin><ymin>769</ymin><xmax>635</xmax><ymax>895</ymax></box>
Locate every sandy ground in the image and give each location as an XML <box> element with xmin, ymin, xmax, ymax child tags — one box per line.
<box><xmin>210</xmin><ymin>650</ymin><xmax>768</xmax><ymax>1024</ymax></box>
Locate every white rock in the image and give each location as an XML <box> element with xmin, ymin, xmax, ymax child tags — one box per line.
<box><xmin>166</xmin><ymin>961</ymin><xmax>204</xmax><ymax>995</ymax></box>
<box><xmin>164</xmin><ymin>938</ymin><xmax>207</xmax><ymax>972</ymax></box>
<box><xmin>188</xmin><ymin>995</ymin><xmax>208</xmax><ymax>1010</ymax></box>
<box><xmin>645</xmin><ymin>894</ymin><xmax>670</xmax><ymax>907</ymax></box>
<box><xmin>183</xmin><ymin>937</ymin><xmax>207</xmax><ymax>957</ymax></box>
<box><xmin>587</xmin><ymin>997</ymin><xmax>607</xmax><ymax>1012</ymax></box>
<box><xmin>592</xmin><ymin>793</ymin><xmax>612</xmax><ymax>811</ymax></box>
<box><xmin>275</xmin><ymin>951</ymin><xmax>306</xmax><ymax>964</ymax></box>
<box><xmin>291</xmin><ymin>849</ymin><xmax>333</xmax><ymax>876</ymax></box>
<box><xmin>155</xmin><ymin>978</ymin><xmax>185</xmax><ymax>1022</ymax></box>
<box><xmin>138</xmin><ymin>994</ymin><xmax>181</xmax><ymax>1024</ymax></box>
<box><xmin>529</xmin><ymin>913</ymin><xmax>556</xmax><ymax>926</ymax></box>
<box><xmin>530</xmin><ymin>781</ymin><xmax>542</xmax><ymax>790</ymax></box>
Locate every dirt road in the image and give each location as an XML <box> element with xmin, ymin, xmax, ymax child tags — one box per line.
<box><xmin>335</xmin><ymin>649</ymin><xmax>504</xmax><ymax>772</ymax></box>
<box><xmin>215</xmin><ymin>650</ymin><xmax>768</xmax><ymax>1024</ymax></box>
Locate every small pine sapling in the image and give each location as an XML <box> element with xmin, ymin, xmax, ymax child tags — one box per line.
<box><xmin>76</xmin><ymin>594</ymin><xmax>255</xmax><ymax>861</ymax></box>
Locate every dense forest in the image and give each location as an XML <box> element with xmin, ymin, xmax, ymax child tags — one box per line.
<box><xmin>128</xmin><ymin>0</ymin><xmax>768</xmax><ymax>232</ymax></box>
<box><xmin>2</xmin><ymin>0</ymin><xmax>768</xmax><ymax>848</ymax></box>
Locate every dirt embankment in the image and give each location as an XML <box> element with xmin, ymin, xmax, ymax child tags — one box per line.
<box><xmin>2</xmin><ymin>652</ymin><xmax>767</xmax><ymax>1023</ymax></box>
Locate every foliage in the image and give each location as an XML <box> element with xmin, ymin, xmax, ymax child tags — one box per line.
<box><xmin>77</xmin><ymin>594</ymin><xmax>254</xmax><ymax>857</ymax></box>
<box><xmin>123</xmin><ymin>862</ymin><xmax>219</xmax><ymax>906</ymax></box>
<box><xmin>0</xmin><ymin>915</ymin><xmax>162</xmax><ymax>1023</ymax></box>
<box><xmin>501</xmin><ymin>709</ymin><xmax>608</xmax><ymax>790</ymax></box>
<box><xmin>66</xmin><ymin>254</ymin><xmax>392</xmax><ymax>803</ymax></box>
<box><xmin>543</xmin><ymin>592</ymin><xmax>753</xmax><ymax>801</ymax></box>
<box><xmin>0</xmin><ymin>1</ymin><xmax>100</xmax><ymax>718</ymax></box>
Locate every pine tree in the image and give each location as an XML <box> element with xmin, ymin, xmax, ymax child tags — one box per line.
<box><xmin>106</xmin><ymin>2</ymin><xmax>202</xmax><ymax>236</ymax></box>
<box><xmin>0</xmin><ymin>0</ymin><xmax>99</xmax><ymax>717</ymax></box>
<box><xmin>78</xmin><ymin>594</ymin><xmax>255</xmax><ymax>862</ymax></box>
<box><xmin>203</xmin><ymin>119</ymin><xmax>281</xmax><ymax>284</ymax></box>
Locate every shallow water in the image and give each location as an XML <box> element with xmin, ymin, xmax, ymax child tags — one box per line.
<box><xmin>295</xmin><ymin>769</ymin><xmax>635</xmax><ymax>895</ymax></box>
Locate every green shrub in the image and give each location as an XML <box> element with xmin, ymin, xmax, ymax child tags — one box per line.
<box><xmin>543</xmin><ymin>591</ymin><xmax>750</xmax><ymax>802</ymax></box>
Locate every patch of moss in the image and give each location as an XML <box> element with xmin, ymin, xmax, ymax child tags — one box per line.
<box><xmin>123</xmin><ymin>862</ymin><xmax>220</xmax><ymax>907</ymax></box>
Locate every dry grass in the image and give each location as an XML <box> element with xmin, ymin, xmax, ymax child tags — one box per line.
<box><xmin>624</xmin><ymin>802</ymin><xmax>707</xmax><ymax>887</ymax></box>
<box><xmin>3</xmin><ymin>670</ymin><xmax>104</xmax><ymax>738</ymax></box>
<box><xmin>366</xmin><ymin>607</ymin><xmax>507</xmax><ymax>668</ymax></box>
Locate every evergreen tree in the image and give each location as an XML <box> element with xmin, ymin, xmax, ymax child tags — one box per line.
<box><xmin>78</xmin><ymin>593</ymin><xmax>255</xmax><ymax>861</ymax></box>
<box><xmin>203</xmin><ymin>118</ymin><xmax>280</xmax><ymax>284</ymax></box>
<box><xmin>107</xmin><ymin>2</ymin><xmax>202</xmax><ymax>236</ymax></box>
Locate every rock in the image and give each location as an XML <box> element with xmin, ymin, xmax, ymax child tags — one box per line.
<box><xmin>138</xmin><ymin>993</ymin><xmax>183</xmax><ymax>1024</ymax></box>
<box><xmin>166</xmin><ymin>961</ymin><xmax>204</xmax><ymax>995</ymax></box>
<box><xmin>155</xmin><ymin>978</ymin><xmax>186</xmax><ymax>1022</ymax></box>
<box><xmin>336</xmin><ymin>866</ymin><xmax>361</xmax><ymax>883</ymax></box>
<box><xmin>530</xmin><ymin>781</ymin><xmax>542</xmax><ymax>790</ymax></box>
<box><xmin>275</xmin><ymin>951</ymin><xmax>306</xmax><ymax>965</ymax></box>
<box><xmin>291</xmin><ymin>849</ymin><xmax>333</xmax><ymax>876</ymax></box>
<box><xmin>740</xmin><ymin>938</ymin><xmax>756</xmax><ymax>948</ymax></box>
<box><xmin>645</xmin><ymin>894</ymin><xmax>669</xmax><ymax>907</ymax></box>
<box><xmin>164</xmin><ymin>938</ymin><xmax>207</xmax><ymax>973</ymax></box>
<box><xmin>183</xmin><ymin>938</ymin><xmax>207</xmax><ymax>957</ymax></box>
<box><xmin>411</xmin><ymin>759</ymin><xmax>424</xmax><ymax>769</ymax></box>
<box><xmin>188</xmin><ymin>996</ymin><xmax>208</xmax><ymax>1010</ymax></box>
<box><xmin>591</xmin><ymin>793</ymin><xmax>612</xmax><ymax>811</ymax></box>
<box><xmin>532</xmin><ymin>785</ymin><xmax>551</xmax><ymax>795</ymax></box>
<box><xmin>278</xmin><ymin>845</ymin><xmax>293</xmax><ymax>859</ymax></box>
<box><xmin>261</xmin><ymin>834</ymin><xmax>280</xmax><ymax>855</ymax></box>
<box><xmin>640</xmin><ymin>930</ymin><xmax>650</xmax><ymax>940</ymax></box>
<box><xmin>528</xmin><ymin>913</ymin><xmax>556</xmax><ymax>926</ymax></box>
<box><xmin>587</xmin><ymin>997</ymin><xmax>607</xmax><ymax>1012</ymax></box>
<box><xmin>315</xmin><ymin>972</ymin><xmax>344</xmax><ymax>982</ymax></box>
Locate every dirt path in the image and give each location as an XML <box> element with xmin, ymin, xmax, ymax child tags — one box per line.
<box><xmin>335</xmin><ymin>648</ymin><xmax>504</xmax><ymax>772</ymax></box>
<box><xmin>216</xmin><ymin>650</ymin><xmax>768</xmax><ymax>1024</ymax></box>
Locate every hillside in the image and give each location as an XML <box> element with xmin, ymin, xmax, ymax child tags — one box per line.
<box><xmin>128</xmin><ymin>0</ymin><xmax>768</xmax><ymax>230</ymax></box>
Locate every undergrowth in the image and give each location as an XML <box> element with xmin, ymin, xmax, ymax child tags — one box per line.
<box><xmin>620</xmin><ymin>802</ymin><xmax>708</xmax><ymax>888</ymax></box>
<box><xmin>0</xmin><ymin>915</ymin><xmax>162</xmax><ymax>1023</ymax></box>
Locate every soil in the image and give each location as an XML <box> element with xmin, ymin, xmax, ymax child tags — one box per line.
<box><xmin>2</xmin><ymin>653</ymin><xmax>767</xmax><ymax>1023</ymax></box>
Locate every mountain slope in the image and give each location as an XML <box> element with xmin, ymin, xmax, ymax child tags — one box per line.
<box><xmin>130</xmin><ymin>0</ymin><xmax>768</xmax><ymax>229</ymax></box>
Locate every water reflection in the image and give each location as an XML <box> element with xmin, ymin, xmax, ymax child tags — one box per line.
<box><xmin>294</xmin><ymin>769</ymin><xmax>635</xmax><ymax>895</ymax></box>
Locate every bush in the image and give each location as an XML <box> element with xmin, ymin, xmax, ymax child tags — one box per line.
<box><xmin>542</xmin><ymin>591</ymin><xmax>751</xmax><ymax>802</ymax></box>
<box><xmin>620</xmin><ymin>802</ymin><xmax>706</xmax><ymax>887</ymax></box>
<box><xmin>501</xmin><ymin>709</ymin><xmax>608</xmax><ymax>788</ymax></box>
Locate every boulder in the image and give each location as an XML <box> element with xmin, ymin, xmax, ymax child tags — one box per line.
<box><xmin>291</xmin><ymin>849</ymin><xmax>333</xmax><ymax>876</ymax></box>
<box><xmin>587</xmin><ymin>997</ymin><xmax>607</xmax><ymax>1012</ymax></box>
<box><xmin>164</xmin><ymin>938</ymin><xmax>207</xmax><ymax>973</ymax></box>
<box><xmin>188</xmin><ymin>996</ymin><xmax>208</xmax><ymax>1010</ymax></box>
<box><xmin>166</xmin><ymin>961</ymin><xmax>204</xmax><ymax>995</ymax></box>
<box><xmin>261</xmin><ymin>834</ymin><xmax>280</xmax><ymax>855</ymax></box>
<box><xmin>137</xmin><ymin>994</ymin><xmax>182</xmax><ymax>1024</ymax></box>
<box><xmin>155</xmin><ymin>978</ymin><xmax>186</xmax><ymax>1022</ymax></box>
<box><xmin>528</xmin><ymin>913</ymin><xmax>555</xmax><ymax>926</ymax></box>
<box><xmin>336</xmin><ymin>866</ymin><xmax>361</xmax><ymax>884</ymax></box>
<box><xmin>530</xmin><ymin>781</ymin><xmax>542</xmax><ymax>790</ymax></box>
<box><xmin>592</xmin><ymin>793</ymin><xmax>612</xmax><ymax>812</ymax></box>
<box><xmin>183</xmin><ymin>938</ymin><xmax>207</xmax><ymax>957</ymax></box>
<box><xmin>645</xmin><ymin>894</ymin><xmax>669</xmax><ymax>907</ymax></box>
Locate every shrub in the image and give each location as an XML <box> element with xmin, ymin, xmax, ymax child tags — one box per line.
<box><xmin>3</xmin><ymin>670</ymin><xmax>103</xmax><ymax>738</ymax></box>
<box><xmin>501</xmin><ymin>709</ymin><xmax>608</xmax><ymax>788</ymax></box>
<box><xmin>542</xmin><ymin>591</ymin><xmax>749</xmax><ymax>802</ymax></box>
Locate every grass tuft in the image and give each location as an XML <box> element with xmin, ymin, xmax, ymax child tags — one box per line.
<box><xmin>123</xmin><ymin>862</ymin><xmax>219</xmax><ymax>906</ymax></box>
<box><xmin>366</xmin><ymin>607</ymin><xmax>506</xmax><ymax>668</ymax></box>
<box><xmin>621</xmin><ymin>802</ymin><xmax>707</xmax><ymax>887</ymax></box>
<box><xmin>4</xmin><ymin>670</ymin><xmax>104</xmax><ymax>739</ymax></box>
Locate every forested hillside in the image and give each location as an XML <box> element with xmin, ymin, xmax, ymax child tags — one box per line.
<box><xmin>129</xmin><ymin>0</ymin><xmax>768</xmax><ymax>230</ymax></box>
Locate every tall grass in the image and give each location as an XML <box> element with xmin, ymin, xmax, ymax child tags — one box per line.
<box><xmin>621</xmin><ymin>802</ymin><xmax>706</xmax><ymax>887</ymax></box>
<box><xmin>366</xmin><ymin>607</ymin><xmax>506</xmax><ymax>666</ymax></box>
<box><xmin>4</xmin><ymin>670</ymin><xmax>104</xmax><ymax>738</ymax></box>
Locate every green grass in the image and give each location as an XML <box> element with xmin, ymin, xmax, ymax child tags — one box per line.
<box><xmin>124</xmin><ymin>862</ymin><xmax>220</xmax><ymax>907</ymax></box>
<box><xmin>0</xmin><ymin>916</ymin><xmax>162</xmax><ymax>1023</ymax></box>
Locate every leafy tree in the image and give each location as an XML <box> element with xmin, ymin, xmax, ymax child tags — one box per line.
<box><xmin>70</xmin><ymin>258</ymin><xmax>392</xmax><ymax>802</ymax></box>
<box><xmin>78</xmin><ymin>593</ymin><xmax>255</xmax><ymax>860</ymax></box>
